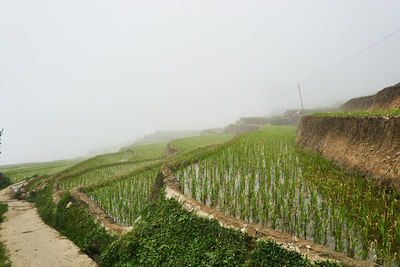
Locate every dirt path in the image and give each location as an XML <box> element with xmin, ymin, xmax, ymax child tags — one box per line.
<box><xmin>0</xmin><ymin>184</ymin><xmax>97</xmax><ymax>267</ymax></box>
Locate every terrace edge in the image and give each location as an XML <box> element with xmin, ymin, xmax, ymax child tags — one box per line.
<box><xmin>147</xmin><ymin>162</ymin><xmax>376</xmax><ymax>267</ymax></box>
<box><xmin>296</xmin><ymin>114</ymin><xmax>400</xmax><ymax>192</ymax></box>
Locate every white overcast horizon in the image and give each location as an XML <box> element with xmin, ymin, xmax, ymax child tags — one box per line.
<box><xmin>1</xmin><ymin>0</ymin><xmax>399</xmax><ymax>165</ymax></box>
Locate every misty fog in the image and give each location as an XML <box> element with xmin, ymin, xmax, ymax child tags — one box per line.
<box><xmin>1</xmin><ymin>0</ymin><xmax>399</xmax><ymax>165</ymax></box>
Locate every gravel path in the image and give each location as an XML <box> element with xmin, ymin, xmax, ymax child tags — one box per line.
<box><xmin>0</xmin><ymin>184</ymin><xmax>97</xmax><ymax>267</ymax></box>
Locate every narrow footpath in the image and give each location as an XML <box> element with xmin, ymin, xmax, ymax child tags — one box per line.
<box><xmin>0</xmin><ymin>184</ymin><xmax>97</xmax><ymax>267</ymax></box>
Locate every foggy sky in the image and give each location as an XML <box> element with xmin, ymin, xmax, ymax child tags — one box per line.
<box><xmin>1</xmin><ymin>1</ymin><xmax>400</xmax><ymax>165</ymax></box>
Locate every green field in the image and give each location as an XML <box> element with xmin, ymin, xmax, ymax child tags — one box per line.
<box><xmin>7</xmin><ymin>130</ymin><xmax>359</xmax><ymax>266</ymax></box>
<box><xmin>0</xmin><ymin>159</ymin><xmax>81</xmax><ymax>183</ymax></box>
<box><xmin>174</xmin><ymin>126</ymin><xmax>399</xmax><ymax>265</ymax></box>
<box><xmin>171</xmin><ymin>134</ymin><xmax>235</xmax><ymax>152</ymax></box>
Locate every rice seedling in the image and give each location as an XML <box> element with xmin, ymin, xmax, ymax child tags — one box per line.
<box><xmin>86</xmin><ymin>166</ymin><xmax>159</xmax><ymax>225</ymax></box>
<box><xmin>174</xmin><ymin>126</ymin><xmax>400</xmax><ymax>265</ymax></box>
<box><xmin>59</xmin><ymin>159</ymin><xmax>157</xmax><ymax>190</ymax></box>
<box><xmin>0</xmin><ymin>159</ymin><xmax>80</xmax><ymax>183</ymax></box>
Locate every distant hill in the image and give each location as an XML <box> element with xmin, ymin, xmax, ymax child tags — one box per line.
<box><xmin>341</xmin><ymin>82</ymin><xmax>400</xmax><ymax>111</ymax></box>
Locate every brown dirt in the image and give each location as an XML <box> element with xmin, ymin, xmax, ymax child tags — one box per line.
<box><xmin>341</xmin><ymin>83</ymin><xmax>400</xmax><ymax>111</ymax></box>
<box><xmin>148</xmin><ymin>162</ymin><xmax>375</xmax><ymax>267</ymax></box>
<box><xmin>296</xmin><ymin>114</ymin><xmax>400</xmax><ymax>192</ymax></box>
<box><xmin>0</xmin><ymin>184</ymin><xmax>97</xmax><ymax>267</ymax></box>
<box><xmin>164</xmin><ymin>142</ymin><xmax>178</xmax><ymax>155</ymax></box>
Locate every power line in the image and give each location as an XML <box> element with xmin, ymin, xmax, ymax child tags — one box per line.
<box><xmin>300</xmin><ymin>26</ymin><xmax>400</xmax><ymax>85</ymax></box>
<box><xmin>230</xmin><ymin>26</ymin><xmax>400</xmax><ymax>120</ymax></box>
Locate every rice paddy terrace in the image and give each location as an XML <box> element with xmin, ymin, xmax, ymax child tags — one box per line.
<box><xmin>2</xmin><ymin>126</ymin><xmax>397</xmax><ymax>266</ymax></box>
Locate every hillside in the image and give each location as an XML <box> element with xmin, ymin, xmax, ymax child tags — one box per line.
<box><xmin>0</xmin><ymin>132</ymin><xmax>351</xmax><ymax>266</ymax></box>
<box><xmin>3</xmin><ymin>109</ymin><xmax>400</xmax><ymax>265</ymax></box>
<box><xmin>341</xmin><ymin>82</ymin><xmax>400</xmax><ymax>111</ymax></box>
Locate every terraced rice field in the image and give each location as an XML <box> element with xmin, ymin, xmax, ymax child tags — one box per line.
<box><xmin>174</xmin><ymin>126</ymin><xmax>400</xmax><ymax>266</ymax></box>
<box><xmin>85</xmin><ymin>165</ymin><xmax>160</xmax><ymax>225</ymax></box>
<box><xmin>59</xmin><ymin>159</ymin><xmax>158</xmax><ymax>190</ymax></box>
<box><xmin>0</xmin><ymin>159</ymin><xmax>81</xmax><ymax>183</ymax></box>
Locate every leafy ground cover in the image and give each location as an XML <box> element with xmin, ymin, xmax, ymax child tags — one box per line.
<box><xmin>30</xmin><ymin>179</ymin><xmax>336</xmax><ymax>266</ymax></box>
<box><xmin>0</xmin><ymin>173</ymin><xmax>11</xmax><ymax>191</ymax></box>
<box><xmin>0</xmin><ymin>202</ymin><xmax>11</xmax><ymax>267</ymax></box>
<box><xmin>100</xmin><ymin>194</ymin><xmax>335</xmax><ymax>266</ymax></box>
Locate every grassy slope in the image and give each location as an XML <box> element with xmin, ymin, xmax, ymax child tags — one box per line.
<box><xmin>129</xmin><ymin>142</ymin><xmax>168</xmax><ymax>160</ymax></box>
<box><xmin>32</xmin><ymin>180</ymin><xmax>335</xmax><ymax>266</ymax></box>
<box><xmin>26</xmin><ymin>131</ymin><xmax>338</xmax><ymax>266</ymax></box>
<box><xmin>0</xmin><ymin>159</ymin><xmax>81</xmax><ymax>183</ymax></box>
<box><xmin>171</xmin><ymin>133</ymin><xmax>235</xmax><ymax>152</ymax></box>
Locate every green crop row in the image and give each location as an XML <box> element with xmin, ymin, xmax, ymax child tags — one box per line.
<box><xmin>0</xmin><ymin>159</ymin><xmax>80</xmax><ymax>183</ymax></box>
<box><xmin>171</xmin><ymin>134</ymin><xmax>235</xmax><ymax>153</ymax></box>
<box><xmin>59</xmin><ymin>159</ymin><xmax>158</xmax><ymax>190</ymax></box>
<box><xmin>175</xmin><ymin>126</ymin><xmax>400</xmax><ymax>265</ymax></box>
<box><xmin>85</xmin><ymin>165</ymin><xmax>160</xmax><ymax>225</ymax></box>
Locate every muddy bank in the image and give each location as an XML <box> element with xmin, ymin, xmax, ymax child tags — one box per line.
<box><xmin>296</xmin><ymin>114</ymin><xmax>400</xmax><ymax>191</ymax></box>
<box><xmin>165</xmin><ymin>142</ymin><xmax>178</xmax><ymax>155</ymax></box>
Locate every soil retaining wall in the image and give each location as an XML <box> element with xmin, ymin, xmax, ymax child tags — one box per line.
<box><xmin>165</xmin><ymin>142</ymin><xmax>179</xmax><ymax>155</ymax></box>
<box><xmin>296</xmin><ymin>114</ymin><xmax>400</xmax><ymax>192</ymax></box>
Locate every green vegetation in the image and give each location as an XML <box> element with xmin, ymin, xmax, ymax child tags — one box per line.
<box><xmin>0</xmin><ymin>173</ymin><xmax>11</xmax><ymax>190</ymax></box>
<box><xmin>55</xmin><ymin>151</ymin><xmax>136</xmax><ymax>178</ymax></box>
<box><xmin>100</xmin><ymin>193</ymin><xmax>336</xmax><ymax>267</ymax></box>
<box><xmin>171</xmin><ymin>134</ymin><xmax>235</xmax><ymax>153</ymax></box>
<box><xmin>0</xmin><ymin>159</ymin><xmax>81</xmax><ymax>183</ymax></box>
<box><xmin>59</xmin><ymin>159</ymin><xmax>157</xmax><ymax>190</ymax></box>
<box><xmin>85</xmin><ymin>164</ymin><xmax>161</xmax><ymax>225</ymax></box>
<box><xmin>128</xmin><ymin>142</ymin><xmax>168</xmax><ymax>160</ymax></box>
<box><xmin>0</xmin><ymin>202</ymin><xmax>11</xmax><ymax>267</ymax></box>
<box><xmin>310</xmin><ymin>109</ymin><xmax>400</xmax><ymax>117</ymax></box>
<box><xmin>175</xmin><ymin>126</ymin><xmax>400</xmax><ymax>265</ymax></box>
<box><xmin>65</xmin><ymin>134</ymin><xmax>236</xmax><ymax>225</ymax></box>
<box><xmin>22</xmin><ymin>130</ymin><xmax>346</xmax><ymax>265</ymax></box>
<box><xmin>29</xmin><ymin>179</ymin><xmax>334</xmax><ymax>267</ymax></box>
<box><xmin>30</xmin><ymin>182</ymin><xmax>116</xmax><ymax>260</ymax></box>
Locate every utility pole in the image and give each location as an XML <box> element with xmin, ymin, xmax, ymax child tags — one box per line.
<box><xmin>297</xmin><ymin>83</ymin><xmax>304</xmax><ymax>111</ymax></box>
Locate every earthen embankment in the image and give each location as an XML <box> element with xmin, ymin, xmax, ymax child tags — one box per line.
<box><xmin>296</xmin><ymin>114</ymin><xmax>400</xmax><ymax>191</ymax></box>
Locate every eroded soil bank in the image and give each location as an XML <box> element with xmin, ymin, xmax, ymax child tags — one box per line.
<box><xmin>296</xmin><ymin>114</ymin><xmax>400</xmax><ymax>191</ymax></box>
<box><xmin>0</xmin><ymin>184</ymin><xmax>97</xmax><ymax>267</ymax></box>
<box><xmin>340</xmin><ymin>82</ymin><xmax>400</xmax><ymax>111</ymax></box>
